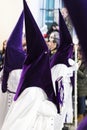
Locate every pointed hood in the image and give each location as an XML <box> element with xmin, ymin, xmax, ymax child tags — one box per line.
<box><xmin>50</xmin><ymin>10</ymin><xmax>73</xmax><ymax>68</ymax></box>
<box><xmin>14</xmin><ymin>0</ymin><xmax>56</xmax><ymax>105</ymax></box>
<box><xmin>63</xmin><ymin>0</ymin><xmax>87</xmax><ymax>61</ymax></box>
<box><xmin>2</xmin><ymin>11</ymin><xmax>26</xmax><ymax>92</ymax></box>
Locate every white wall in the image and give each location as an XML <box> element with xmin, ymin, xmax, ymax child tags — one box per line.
<box><xmin>0</xmin><ymin>0</ymin><xmax>42</xmax><ymax>48</ymax></box>
<box><xmin>0</xmin><ymin>0</ymin><xmax>23</xmax><ymax>45</ymax></box>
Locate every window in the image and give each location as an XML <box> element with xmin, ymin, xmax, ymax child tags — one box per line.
<box><xmin>45</xmin><ymin>0</ymin><xmax>54</xmax><ymax>24</ymax></box>
<box><xmin>40</xmin><ymin>0</ymin><xmax>63</xmax><ymax>28</ymax></box>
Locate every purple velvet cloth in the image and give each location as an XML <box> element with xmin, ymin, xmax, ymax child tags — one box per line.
<box><xmin>77</xmin><ymin>116</ymin><xmax>87</xmax><ymax>130</ymax></box>
<box><xmin>2</xmin><ymin>11</ymin><xmax>26</xmax><ymax>93</ymax></box>
<box><xmin>50</xmin><ymin>10</ymin><xmax>73</xmax><ymax>68</ymax></box>
<box><xmin>55</xmin><ymin>76</ymin><xmax>64</xmax><ymax>113</ymax></box>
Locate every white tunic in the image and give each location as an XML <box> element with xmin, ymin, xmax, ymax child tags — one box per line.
<box><xmin>51</xmin><ymin>64</ymin><xmax>74</xmax><ymax>125</ymax></box>
<box><xmin>1</xmin><ymin>87</ymin><xmax>62</xmax><ymax>130</ymax></box>
<box><xmin>0</xmin><ymin>69</ymin><xmax>22</xmax><ymax>130</ymax></box>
